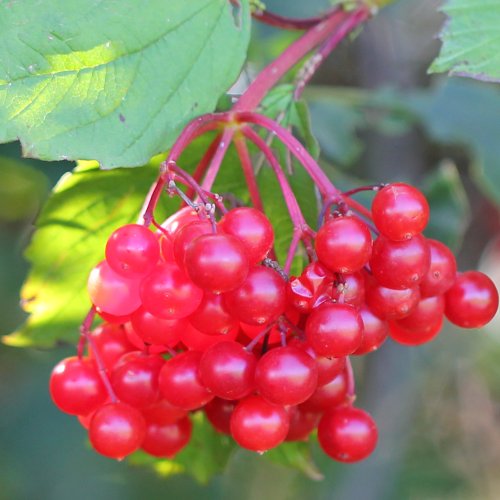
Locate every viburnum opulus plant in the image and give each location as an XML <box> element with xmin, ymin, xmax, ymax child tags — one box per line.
<box><xmin>47</xmin><ymin>3</ymin><xmax>499</xmax><ymax>465</ymax></box>
<box><xmin>4</xmin><ymin>0</ymin><xmax>499</xmax><ymax>478</ymax></box>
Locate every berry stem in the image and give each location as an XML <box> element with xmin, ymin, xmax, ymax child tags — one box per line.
<box><xmin>200</xmin><ymin>127</ymin><xmax>235</xmax><ymax>192</ymax></box>
<box><xmin>345</xmin><ymin>357</ymin><xmax>356</xmax><ymax>402</ymax></box>
<box><xmin>233</xmin><ymin>134</ymin><xmax>266</xmax><ymax>212</ymax></box>
<box><xmin>78</xmin><ymin>306</ymin><xmax>118</xmax><ymax>403</ymax></box>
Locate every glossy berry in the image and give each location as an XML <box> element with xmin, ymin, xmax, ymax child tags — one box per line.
<box><xmin>181</xmin><ymin>323</ymin><xmax>238</xmax><ymax>351</ymax></box>
<box><xmin>445</xmin><ymin>271</ymin><xmax>499</xmax><ymax>328</ymax></box>
<box><xmin>371</xmin><ymin>183</ymin><xmax>429</xmax><ymax>241</ymax></box>
<box><xmin>199</xmin><ymin>341</ymin><xmax>257</xmax><ymax>400</ymax></box>
<box><xmin>87</xmin><ymin>261</ymin><xmax>142</xmax><ymax>316</ymax></box>
<box><xmin>366</xmin><ymin>282</ymin><xmax>420</xmax><ymax>320</ymax></box>
<box><xmin>189</xmin><ymin>293</ymin><xmax>238</xmax><ymax>335</ymax></box>
<box><xmin>162</xmin><ymin>207</ymin><xmax>200</xmax><ymax>235</ymax></box>
<box><xmin>300</xmin><ymin>370</ymin><xmax>348</xmax><ymax>412</ymax></box>
<box><xmin>389</xmin><ymin>317</ymin><xmax>443</xmax><ymax>346</ymax></box>
<box><xmin>370</xmin><ymin>235</ymin><xmax>430</xmax><ymax>290</ymax></box>
<box><xmin>305</xmin><ymin>303</ymin><xmax>364</xmax><ymax>357</ymax></box>
<box><xmin>89</xmin><ymin>403</ymin><xmax>146</xmax><ymax>459</ymax></box>
<box><xmin>142</xmin><ymin>415</ymin><xmax>192</xmax><ymax>458</ymax></box>
<box><xmin>173</xmin><ymin>220</ymin><xmax>212</xmax><ymax>267</ymax></box>
<box><xmin>396</xmin><ymin>295</ymin><xmax>444</xmax><ymax>332</ymax></box>
<box><xmin>286</xmin><ymin>406</ymin><xmax>321</xmax><ymax>442</ymax></box>
<box><xmin>105</xmin><ymin>224</ymin><xmax>160</xmax><ymax>278</ymax></box>
<box><xmin>142</xmin><ymin>399</ymin><xmax>187</xmax><ymax>425</ymax></box>
<box><xmin>88</xmin><ymin>324</ymin><xmax>134</xmax><ymax>371</ymax></box>
<box><xmin>131</xmin><ymin>307</ymin><xmax>185</xmax><ymax>346</ymax></box>
<box><xmin>420</xmin><ymin>239</ymin><xmax>457</xmax><ymax>297</ymax></box>
<box><xmin>205</xmin><ymin>398</ymin><xmax>237</xmax><ymax>435</ymax></box>
<box><xmin>255</xmin><ymin>346</ymin><xmax>318</xmax><ymax>406</ymax></box>
<box><xmin>158</xmin><ymin>351</ymin><xmax>213</xmax><ymax>410</ymax></box>
<box><xmin>353</xmin><ymin>305</ymin><xmax>389</xmax><ymax>355</ymax></box>
<box><xmin>140</xmin><ymin>262</ymin><xmax>202</xmax><ymax>319</ymax></box>
<box><xmin>224</xmin><ymin>267</ymin><xmax>286</xmax><ymax>325</ymax></box>
<box><xmin>316</xmin><ymin>217</ymin><xmax>372</xmax><ymax>274</ymax></box>
<box><xmin>287</xmin><ymin>261</ymin><xmax>331</xmax><ymax>313</ymax></box>
<box><xmin>220</xmin><ymin>207</ymin><xmax>274</xmax><ymax>264</ymax></box>
<box><xmin>49</xmin><ymin>357</ymin><xmax>107</xmax><ymax>416</ymax></box>
<box><xmin>111</xmin><ymin>352</ymin><xmax>164</xmax><ymax>409</ymax></box>
<box><xmin>184</xmin><ymin>233</ymin><xmax>249</xmax><ymax>293</ymax></box>
<box><xmin>230</xmin><ymin>395</ymin><xmax>289</xmax><ymax>452</ymax></box>
<box><xmin>318</xmin><ymin>406</ymin><xmax>378</xmax><ymax>462</ymax></box>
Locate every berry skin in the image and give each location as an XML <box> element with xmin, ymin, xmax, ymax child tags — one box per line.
<box><xmin>230</xmin><ymin>395</ymin><xmax>290</xmax><ymax>452</ymax></box>
<box><xmin>366</xmin><ymin>282</ymin><xmax>420</xmax><ymax>320</ymax></box>
<box><xmin>142</xmin><ymin>399</ymin><xmax>187</xmax><ymax>425</ymax></box>
<box><xmin>89</xmin><ymin>403</ymin><xmax>146</xmax><ymax>459</ymax></box>
<box><xmin>105</xmin><ymin>224</ymin><xmax>160</xmax><ymax>278</ymax></box>
<box><xmin>370</xmin><ymin>235</ymin><xmax>430</xmax><ymax>290</ymax></box>
<box><xmin>286</xmin><ymin>406</ymin><xmax>321</xmax><ymax>442</ymax></box>
<box><xmin>205</xmin><ymin>398</ymin><xmax>237</xmax><ymax>435</ymax></box>
<box><xmin>389</xmin><ymin>317</ymin><xmax>443</xmax><ymax>346</ymax></box>
<box><xmin>181</xmin><ymin>323</ymin><xmax>238</xmax><ymax>351</ymax></box>
<box><xmin>173</xmin><ymin>220</ymin><xmax>212</xmax><ymax>267</ymax></box>
<box><xmin>224</xmin><ymin>267</ymin><xmax>286</xmax><ymax>325</ymax></box>
<box><xmin>444</xmin><ymin>271</ymin><xmax>499</xmax><ymax>328</ymax></box>
<box><xmin>88</xmin><ymin>324</ymin><xmax>134</xmax><ymax>371</ymax></box>
<box><xmin>255</xmin><ymin>346</ymin><xmax>318</xmax><ymax>406</ymax></box>
<box><xmin>87</xmin><ymin>261</ymin><xmax>142</xmax><ymax>316</ymax></box>
<box><xmin>142</xmin><ymin>415</ymin><xmax>192</xmax><ymax>458</ymax></box>
<box><xmin>316</xmin><ymin>217</ymin><xmax>372</xmax><ymax>274</ymax></box>
<box><xmin>49</xmin><ymin>357</ymin><xmax>107</xmax><ymax>416</ymax></box>
<box><xmin>158</xmin><ymin>351</ymin><xmax>214</xmax><ymax>410</ymax></box>
<box><xmin>305</xmin><ymin>303</ymin><xmax>364</xmax><ymax>357</ymax></box>
<box><xmin>198</xmin><ymin>341</ymin><xmax>257</xmax><ymax>400</ymax></box>
<box><xmin>371</xmin><ymin>183</ymin><xmax>429</xmax><ymax>241</ymax></box>
<box><xmin>189</xmin><ymin>293</ymin><xmax>238</xmax><ymax>335</ymax></box>
<box><xmin>140</xmin><ymin>262</ymin><xmax>203</xmax><ymax>319</ymax></box>
<box><xmin>396</xmin><ymin>295</ymin><xmax>444</xmax><ymax>332</ymax></box>
<box><xmin>162</xmin><ymin>207</ymin><xmax>200</xmax><ymax>235</ymax></box>
<box><xmin>300</xmin><ymin>370</ymin><xmax>348</xmax><ymax>412</ymax></box>
<box><xmin>184</xmin><ymin>233</ymin><xmax>250</xmax><ymax>294</ymax></box>
<box><xmin>420</xmin><ymin>239</ymin><xmax>457</xmax><ymax>297</ymax></box>
<box><xmin>111</xmin><ymin>352</ymin><xmax>164</xmax><ymax>409</ymax></box>
<box><xmin>219</xmin><ymin>207</ymin><xmax>274</xmax><ymax>264</ymax></box>
<box><xmin>318</xmin><ymin>406</ymin><xmax>378</xmax><ymax>462</ymax></box>
<box><xmin>130</xmin><ymin>307</ymin><xmax>185</xmax><ymax>346</ymax></box>
<box><xmin>353</xmin><ymin>305</ymin><xmax>389</xmax><ymax>355</ymax></box>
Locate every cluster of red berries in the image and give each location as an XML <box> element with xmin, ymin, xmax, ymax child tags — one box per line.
<box><xmin>49</xmin><ymin>183</ymin><xmax>498</xmax><ymax>465</ymax></box>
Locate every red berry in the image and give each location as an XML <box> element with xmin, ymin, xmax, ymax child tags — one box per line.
<box><xmin>224</xmin><ymin>267</ymin><xmax>286</xmax><ymax>325</ymax></box>
<box><xmin>49</xmin><ymin>357</ymin><xmax>107</xmax><ymax>416</ymax></box>
<box><xmin>89</xmin><ymin>402</ymin><xmax>146</xmax><ymax>459</ymax></box>
<box><xmin>445</xmin><ymin>271</ymin><xmax>499</xmax><ymax>328</ymax></box>
<box><xmin>173</xmin><ymin>220</ymin><xmax>212</xmax><ymax>267</ymax></box>
<box><xmin>142</xmin><ymin>399</ymin><xmax>187</xmax><ymax>425</ymax></box>
<box><xmin>366</xmin><ymin>282</ymin><xmax>420</xmax><ymax>320</ymax></box>
<box><xmin>287</xmin><ymin>262</ymin><xmax>330</xmax><ymax>313</ymax></box>
<box><xmin>300</xmin><ymin>370</ymin><xmax>348</xmax><ymax>412</ymax></box>
<box><xmin>255</xmin><ymin>346</ymin><xmax>318</xmax><ymax>406</ymax></box>
<box><xmin>142</xmin><ymin>415</ymin><xmax>192</xmax><ymax>458</ymax></box>
<box><xmin>87</xmin><ymin>261</ymin><xmax>142</xmax><ymax>316</ymax></box>
<box><xmin>162</xmin><ymin>207</ymin><xmax>200</xmax><ymax>235</ymax></box>
<box><xmin>305</xmin><ymin>303</ymin><xmax>363</xmax><ymax>357</ymax></box>
<box><xmin>159</xmin><ymin>232</ymin><xmax>175</xmax><ymax>262</ymax></box>
<box><xmin>140</xmin><ymin>262</ymin><xmax>202</xmax><ymax>319</ymax></box>
<box><xmin>389</xmin><ymin>317</ymin><xmax>443</xmax><ymax>346</ymax></box>
<box><xmin>184</xmin><ymin>233</ymin><xmax>250</xmax><ymax>293</ymax></box>
<box><xmin>105</xmin><ymin>224</ymin><xmax>160</xmax><ymax>278</ymax></box>
<box><xmin>219</xmin><ymin>207</ymin><xmax>274</xmax><ymax>264</ymax></box>
<box><xmin>230</xmin><ymin>395</ymin><xmax>289</xmax><ymax>452</ymax></box>
<box><xmin>205</xmin><ymin>398</ymin><xmax>237</xmax><ymax>435</ymax></box>
<box><xmin>370</xmin><ymin>235</ymin><xmax>430</xmax><ymax>290</ymax></box>
<box><xmin>396</xmin><ymin>295</ymin><xmax>444</xmax><ymax>331</ymax></box>
<box><xmin>286</xmin><ymin>406</ymin><xmax>321</xmax><ymax>442</ymax></box>
<box><xmin>111</xmin><ymin>352</ymin><xmax>164</xmax><ymax>409</ymax></box>
<box><xmin>88</xmin><ymin>324</ymin><xmax>134</xmax><ymax>371</ymax></box>
<box><xmin>189</xmin><ymin>292</ymin><xmax>238</xmax><ymax>335</ymax></box>
<box><xmin>158</xmin><ymin>351</ymin><xmax>213</xmax><ymax>410</ymax></box>
<box><xmin>199</xmin><ymin>341</ymin><xmax>257</xmax><ymax>400</ymax></box>
<box><xmin>318</xmin><ymin>406</ymin><xmax>378</xmax><ymax>462</ymax></box>
<box><xmin>95</xmin><ymin>308</ymin><xmax>130</xmax><ymax>325</ymax></box>
<box><xmin>316</xmin><ymin>217</ymin><xmax>372</xmax><ymax>274</ymax></box>
<box><xmin>420</xmin><ymin>239</ymin><xmax>457</xmax><ymax>297</ymax></box>
<box><xmin>371</xmin><ymin>183</ymin><xmax>429</xmax><ymax>241</ymax></box>
<box><xmin>353</xmin><ymin>305</ymin><xmax>389</xmax><ymax>355</ymax></box>
<box><xmin>131</xmin><ymin>307</ymin><xmax>185</xmax><ymax>346</ymax></box>
<box><xmin>181</xmin><ymin>323</ymin><xmax>238</xmax><ymax>351</ymax></box>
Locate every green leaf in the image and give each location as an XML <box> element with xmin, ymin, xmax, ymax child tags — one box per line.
<box><xmin>423</xmin><ymin>160</ymin><xmax>470</xmax><ymax>250</ymax></box>
<box><xmin>264</xmin><ymin>441</ymin><xmax>323</xmax><ymax>481</ymax></box>
<box><xmin>129</xmin><ymin>412</ymin><xmax>235</xmax><ymax>483</ymax></box>
<box><xmin>429</xmin><ymin>0</ymin><xmax>500</xmax><ymax>82</ymax></box>
<box><xmin>4</xmin><ymin>158</ymin><xmax>175</xmax><ymax>347</ymax></box>
<box><xmin>0</xmin><ymin>0</ymin><xmax>250</xmax><ymax>168</ymax></box>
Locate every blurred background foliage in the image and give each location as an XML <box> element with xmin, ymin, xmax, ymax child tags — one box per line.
<box><xmin>1</xmin><ymin>0</ymin><xmax>500</xmax><ymax>498</ymax></box>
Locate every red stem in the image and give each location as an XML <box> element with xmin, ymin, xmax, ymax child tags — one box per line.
<box><xmin>233</xmin><ymin>135</ymin><xmax>265</xmax><ymax>212</ymax></box>
<box><xmin>252</xmin><ymin>8</ymin><xmax>337</xmax><ymax>30</ymax></box>
<box><xmin>345</xmin><ymin>357</ymin><xmax>356</xmax><ymax>401</ymax></box>
<box><xmin>234</xmin><ymin>9</ymin><xmax>349</xmax><ymax>111</ymax></box>
<box><xmin>200</xmin><ymin>127</ymin><xmax>235</xmax><ymax>192</ymax></box>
